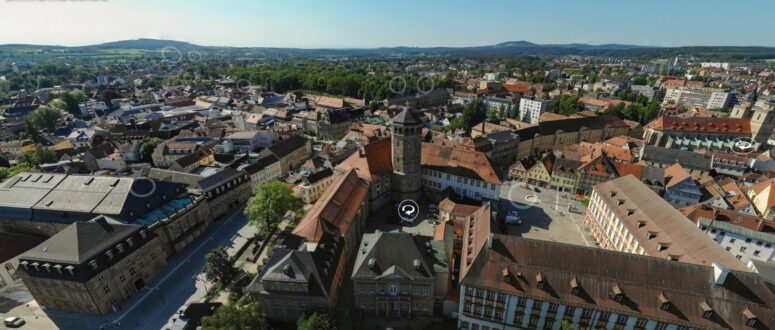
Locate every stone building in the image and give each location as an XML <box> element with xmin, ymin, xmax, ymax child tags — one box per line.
<box><xmin>16</xmin><ymin>218</ymin><xmax>167</xmax><ymax>315</ymax></box>
<box><xmin>458</xmin><ymin>235</ymin><xmax>774</xmax><ymax>330</ymax></box>
<box><xmin>195</xmin><ymin>168</ymin><xmax>252</xmax><ymax>220</ymax></box>
<box><xmin>391</xmin><ymin>109</ymin><xmax>423</xmax><ymax>202</ymax></box>
<box><xmin>352</xmin><ymin>231</ymin><xmax>448</xmax><ymax>323</ymax></box>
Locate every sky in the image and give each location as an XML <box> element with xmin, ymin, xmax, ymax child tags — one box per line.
<box><xmin>1</xmin><ymin>0</ymin><xmax>773</xmax><ymax>48</ymax></box>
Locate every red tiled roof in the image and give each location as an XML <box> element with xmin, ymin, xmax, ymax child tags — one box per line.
<box><xmin>292</xmin><ymin>169</ymin><xmax>369</xmax><ymax>243</ymax></box>
<box><xmin>422</xmin><ymin>143</ymin><xmax>502</xmax><ymax>185</ymax></box>
<box><xmin>645</xmin><ymin>116</ymin><xmax>751</xmax><ymax>134</ymax></box>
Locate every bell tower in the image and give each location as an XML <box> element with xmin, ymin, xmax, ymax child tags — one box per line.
<box><xmin>391</xmin><ymin>109</ymin><xmax>423</xmax><ymax>202</ymax></box>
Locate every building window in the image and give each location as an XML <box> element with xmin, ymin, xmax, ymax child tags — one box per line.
<box><xmin>616</xmin><ymin>315</ymin><xmax>628</xmax><ymax>324</ymax></box>
<box><xmin>635</xmin><ymin>318</ymin><xmax>647</xmax><ymax>327</ymax></box>
<box><xmin>388</xmin><ymin>284</ymin><xmax>398</xmax><ymax>296</ymax></box>
<box><xmin>5</xmin><ymin>263</ymin><xmax>17</xmax><ymax>280</ymax></box>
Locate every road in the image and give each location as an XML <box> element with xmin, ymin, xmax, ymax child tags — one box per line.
<box><xmin>42</xmin><ymin>207</ymin><xmax>251</xmax><ymax>330</ymax></box>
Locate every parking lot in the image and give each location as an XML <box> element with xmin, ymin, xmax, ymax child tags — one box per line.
<box><xmin>499</xmin><ymin>181</ymin><xmax>595</xmax><ymax>247</ymax></box>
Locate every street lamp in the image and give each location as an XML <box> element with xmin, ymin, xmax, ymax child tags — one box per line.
<box><xmin>155</xmin><ymin>286</ymin><xmax>166</xmax><ymax>305</ymax></box>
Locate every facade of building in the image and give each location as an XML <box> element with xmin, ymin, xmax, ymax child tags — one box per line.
<box><xmin>239</xmin><ymin>154</ymin><xmax>283</xmax><ymax>194</ymax></box>
<box><xmin>195</xmin><ymin>168</ymin><xmax>252</xmax><ymax>220</ymax></box>
<box><xmin>515</xmin><ymin>116</ymin><xmax>630</xmax><ymax>160</ymax></box>
<box><xmin>584</xmin><ymin>175</ymin><xmax>747</xmax><ymax>270</ymax></box>
<box><xmin>262</xmin><ymin>135</ymin><xmax>311</xmax><ymax>173</ymax></box>
<box><xmin>352</xmin><ymin>231</ymin><xmax>448</xmax><ymax>322</ymax></box>
<box><xmin>16</xmin><ymin>218</ymin><xmax>167</xmax><ymax>315</ymax></box>
<box><xmin>663</xmin><ymin>164</ymin><xmax>702</xmax><ymax>208</ymax></box>
<box><xmin>297</xmin><ymin>168</ymin><xmax>335</xmax><ymax>204</ymax></box>
<box><xmin>391</xmin><ymin>109</ymin><xmax>424</xmax><ymax>202</ymax></box>
<box><xmin>682</xmin><ymin>204</ymin><xmax>775</xmax><ymax>263</ymax></box>
<box><xmin>550</xmin><ymin>158</ymin><xmax>582</xmax><ymax>193</ymax></box>
<box><xmin>746</xmin><ymin>181</ymin><xmax>775</xmax><ymax>220</ymax></box>
<box><xmin>458</xmin><ymin>235</ymin><xmax>774</xmax><ymax>330</ymax></box>
<box><xmin>0</xmin><ymin>232</ymin><xmax>46</xmax><ymax>293</ymax></box>
<box><xmin>519</xmin><ymin>98</ymin><xmax>550</xmax><ymax>125</ymax></box>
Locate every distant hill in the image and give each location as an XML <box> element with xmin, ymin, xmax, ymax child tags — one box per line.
<box><xmin>1</xmin><ymin>38</ymin><xmax>774</xmax><ymax>61</ymax></box>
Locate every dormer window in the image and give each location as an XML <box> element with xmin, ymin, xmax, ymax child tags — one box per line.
<box><xmin>88</xmin><ymin>260</ymin><xmax>99</xmax><ymax>270</ymax></box>
<box><xmin>617</xmin><ymin>199</ymin><xmax>625</xmax><ymax>206</ymax></box>
<box><xmin>609</xmin><ymin>191</ymin><xmax>617</xmax><ymax>198</ymax></box>
<box><xmin>140</xmin><ymin>230</ymin><xmax>148</xmax><ymax>239</ymax></box>
<box><xmin>105</xmin><ymin>250</ymin><xmax>114</xmax><ymax>260</ymax></box>
<box><xmin>53</xmin><ymin>264</ymin><xmax>62</xmax><ymax>274</ymax></box>
<box><xmin>65</xmin><ymin>265</ymin><xmax>74</xmax><ymax>275</ymax></box>
<box><xmin>42</xmin><ymin>263</ymin><xmax>51</xmax><ymax>272</ymax></box>
<box><xmin>658</xmin><ymin>291</ymin><xmax>670</xmax><ymax>310</ymax></box>
<box><xmin>570</xmin><ymin>277</ymin><xmax>580</xmax><ymax>295</ymax></box>
<box><xmin>700</xmin><ymin>300</ymin><xmax>713</xmax><ymax>319</ymax></box>
<box><xmin>637</xmin><ymin>221</ymin><xmax>647</xmax><ymax>228</ymax></box>
<box><xmin>611</xmin><ymin>283</ymin><xmax>624</xmax><ymax>302</ymax></box>
<box><xmin>646</xmin><ymin>232</ymin><xmax>657</xmax><ymax>240</ymax></box>
<box><xmin>535</xmin><ymin>272</ymin><xmax>545</xmax><ymax>289</ymax></box>
<box><xmin>20</xmin><ymin>261</ymin><xmax>28</xmax><ymax>270</ymax></box>
<box><xmin>657</xmin><ymin>243</ymin><xmax>670</xmax><ymax>252</ymax></box>
<box><xmin>31</xmin><ymin>262</ymin><xmax>40</xmax><ymax>271</ymax></box>
<box><xmin>743</xmin><ymin>307</ymin><xmax>758</xmax><ymax>327</ymax></box>
<box><xmin>127</xmin><ymin>238</ymin><xmax>135</xmax><ymax>247</ymax></box>
<box><xmin>626</xmin><ymin>209</ymin><xmax>636</xmax><ymax>216</ymax></box>
<box><xmin>116</xmin><ymin>243</ymin><xmax>125</xmax><ymax>254</ymax></box>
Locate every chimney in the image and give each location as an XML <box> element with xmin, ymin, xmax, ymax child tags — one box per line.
<box><xmin>487</xmin><ymin>233</ymin><xmax>494</xmax><ymax>249</ymax></box>
<box><xmin>713</xmin><ymin>262</ymin><xmax>730</xmax><ymax>285</ymax></box>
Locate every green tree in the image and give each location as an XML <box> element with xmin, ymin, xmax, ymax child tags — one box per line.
<box><xmin>202</xmin><ymin>298</ymin><xmax>267</xmax><ymax>330</ymax></box>
<box><xmin>297</xmin><ymin>313</ymin><xmax>332</xmax><ymax>330</ymax></box>
<box><xmin>0</xmin><ymin>164</ymin><xmax>40</xmax><ymax>181</ymax></box>
<box><xmin>460</xmin><ymin>101</ymin><xmax>486</xmax><ymax>132</ymax></box>
<box><xmin>558</xmin><ymin>95</ymin><xmax>580</xmax><ymax>116</ymax></box>
<box><xmin>18</xmin><ymin>148</ymin><xmax>58</xmax><ymax>167</ymax></box>
<box><xmin>26</xmin><ymin>106</ymin><xmax>62</xmax><ymax>132</ymax></box>
<box><xmin>204</xmin><ymin>247</ymin><xmax>237</xmax><ymax>286</ymax></box>
<box><xmin>245</xmin><ymin>181</ymin><xmax>302</xmax><ymax>235</ymax></box>
<box><xmin>58</xmin><ymin>90</ymin><xmax>88</xmax><ymax>116</ymax></box>
<box><xmin>139</xmin><ymin>137</ymin><xmax>164</xmax><ymax>163</ymax></box>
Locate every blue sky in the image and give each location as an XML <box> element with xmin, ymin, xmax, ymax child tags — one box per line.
<box><xmin>1</xmin><ymin>0</ymin><xmax>773</xmax><ymax>47</ymax></box>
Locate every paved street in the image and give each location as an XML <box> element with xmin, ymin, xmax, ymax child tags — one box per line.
<box><xmin>20</xmin><ymin>206</ymin><xmax>253</xmax><ymax>330</ymax></box>
<box><xmin>499</xmin><ymin>181</ymin><xmax>595</xmax><ymax>247</ymax></box>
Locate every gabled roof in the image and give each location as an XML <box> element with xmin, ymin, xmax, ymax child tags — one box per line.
<box><xmin>422</xmin><ymin>143</ymin><xmax>502</xmax><ymax>185</ymax></box>
<box><xmin>646</xmin><ymin>116</ymin><xmax>751</xmax><ymax>134</ymax></box>
<box><xmin>352</xmin><ymin>231</ymin><xmax>440</xmax><ymax>281</ymax></box>
<box><xmin>462</xmin><ymin>235</ymin><xmax>775</xmax><ymax>330</ymax></box>
<box><xmin>336</xmin><ymin>138</ymin><xmax>393</xmax><ymax>181</ymax></box>
<box><xmin>664</xmin><ymin>163</ymin><xmax>692</xmax><ymax>189</ymax></box>
<box><xmin>293</xmin><ymin>169</ymin><xmax>369</xmax><ymax>243</ymax></box>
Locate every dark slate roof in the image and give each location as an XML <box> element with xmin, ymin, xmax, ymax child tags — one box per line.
<box><xmin>640</xmin><ymin>145</ymin><xmax>712</xmax><ymax>172</ymax></box>
<box><xmin>326</xmin><ymin>107</ymin><xmax>352</xmax><ymax>124</ymax></box>
<box><xmin>391</xmin><ymin>109</ymin><xmax>423</xmax><ymax>126</ymax></box>
<box><xmin>21</xmin><ymin>217</ymin><xmax>141</xmax><ymax>264</ymax></box>
<box><xmin>18</xmin><ymin>217</ymin><xmax>156</xmax><ymax>283</ymax></box>
<box><xmin>352</xmin><ymin>231</ymin><xmax>442</xmax><ymax>281</ymax></box>
<box><xmin>196</xmin><ymin>167</ymin><xmax>246</xmax><ymax>192</ymax></box>
<box><xmin>239</xmin><ymin>154</ymin><xmax>280</xmax><ymax>175</ymax></box>
<box><xmin>247</xmin><ymin>231</ymin><xmax>342</xmax><ymax>298</ymax></box>
<box><xmin>553</xmin><ymin>158</ymin><xmax>582</xmax><ymax>175</ymax></box>
<box><xmin>267</xmin><ymin>135</ymin><xmax>308</xmax><ymax>158</ymax></box>
<box><xmin>306</xmin><ymin>168</ymin><xmax>334</xmax><ymax>185</ymax></box>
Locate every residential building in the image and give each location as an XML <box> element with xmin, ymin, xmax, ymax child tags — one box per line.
<box><xmin>386</xmin><ymin>88</ymin><xmax>449</xmax><ymax>108</ymax></box>
<box><xmin>550</xmin><ymin>158</ymin><xmax>582</xmax><ymax>193</ymax></box>
<box><xmin>639</xmin><ymin>145</ymin><xmax>713</xmax><ymax>175</ymax></box>
<box><xmin>246</xmin><ymin>230</ymin><xmax>343</xmax><ymax>322</ymax></box>
<box><xmin>421</xmin><ymin>143</ymin><xmax>502</xmax><ymax>202</ymax></box>
<box><xmin>575</xmin><ymin>154</ymin><xmax>617</xmax><ymax>195</ymax></box>
<box><xmin>662</xmin><ymin>86</ymin><xmax>724</xmax><ymax>109</ymax></box>
<box><xmin>682</xmin><ymin>204</ymin><xmax>775</xmax><ymax>263</ymax></box>
<box><xmin>195</xmin><ymin>168</ymin><xmax>252</xmax><ymax>220</ymax></box>
<box><xmin>643</xmin><ymin>116</ymin><xmax>753</xmax><ymax>151</ymax></box>
<box><xmin>221</xmin><ymin>130</ymin><xmax>278</xmax><ymax>154</ymax></box>
<box><xmin>16</xmin><ymin>218</ymin><xmax>167</xmax><ymax>315</ymax></box>
<box><xmin>525</xmin><ymin>154</ymin><xmax>554</xmax><ymax>188</ymax></box>
<box><xmin>318</xmin><ymin>107</ymin><xmax>354</xmax><ymax>140</ymax></box>
<box><xmin>746</xmin><ymin>180</ymin><xmax>775</xmax><ymax>220</ymax></box>
<box><xmin>261</xmin><ymin>135</ymin><xmax>311</xmax><ymax>173</ymax></box>
<box><xmin>630</xmin><ymin>85</ymin><xmax>665</xmax><ymax>102</ymax></box>
<box><xmin>297</xmin><ymin>168</ymin><xmax>335</xmax><ymax>204</ymax></box>
<box><xmin>663</xmin><ymin>164</ymin><xmax>702</xmax><ymax>208</ymax></box>
<box><xmin>238</xmin><ymin>154</ymin><xmax>283</xmax><ymax>194</ymax></box>
<box><xmin>352</xmin><ymin>231</ymin><xmax>448</xmax><ymax>323</ymax></box>
<box><xmin>707</xmin><ymin>92</ymin><xmax>733</xmax><ymax>110</ymax></box>
<box><xmin>519</xmin><ymin>98</ymin><xmax>551</xmax><ymax>125</ymax></box>
<box><xmin>584</xmin><ymin>175</ymin><xmax>747</xmax><ymax>270</ymax></box>
<box><xmin>515</xmin><ymin>116</ymin><xmax>630</xmax><ymax>160</ymax></box>
<box><xmin>169</xmin><ymin>148</ymin><xmax>214</xmax><ymax>173</ymax></box>
<box><xmin>458</xmin><ymin>235</ymin><xmax>774</xmax><ymax>330</ymax></box>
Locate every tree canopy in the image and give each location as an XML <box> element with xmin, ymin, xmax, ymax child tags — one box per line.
<box><xmin>202</xmin><ymin>298</ymin><xmax>267</xmax><ymax>330</ymax></box>
<box><xmin>25</xmin><ymin>106</ymin><xmax>62</xmax><ymax>132</ymax></box>
<box><xmin>297</xmin><ymin>313</ymin><xmax>332</xmax><ymax>330</ymax></box>
<box><xmin>204</xmin><ymin>247</ymin><xmax>237</xmax><ymax>286</ymax></box>
<box><xmin>245</xmin><ymin>181</ymin><xmax>302</xmax><ymax>235</ymax></box>
<box><xmin>139</xmin><ymin>137</ymin><xmax>164</xmax><ymax>163</ymax></box>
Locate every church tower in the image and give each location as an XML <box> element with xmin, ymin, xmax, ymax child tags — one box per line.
<box><xmin>391</xmin><ymin>109</ymin><xmax>423</xmax><ymax>202</ymax></box>
<box><xmin>750</xmin><ymin>104</ymin><xmax>775</xmax><ymax>146</ymax></box>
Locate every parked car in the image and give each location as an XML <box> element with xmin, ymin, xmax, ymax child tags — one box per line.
<box><xmin>4</xmin><ymin>317</ymin><xmax>25</xmax><ymax>328</ymax></box>
<box><xmin>533</xmin><ymin>187</ymin><xmax>541</xmax><ymax>193</ymax></box>
<box><xmin>505</xmin><ymin>210</ymin><xmax>522</xmax><ymax>225</ymax></box>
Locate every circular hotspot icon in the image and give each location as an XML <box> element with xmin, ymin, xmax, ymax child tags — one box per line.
<box><xmin>130</xmin><ymin>177</ymin><xmax>158</xmax><ymax>198</ymax></box>
<box><xmin>416</xmin><ymin>76</ymin><xmax>435</xmax><ymax>95</ymax></box>
<box><xmin>397</xmin><ymin>199</ymin><xmax>420</xmax><ymax>223</ymax></box>
<box><xmin>160</xmin><ymin>46</ymin><xmax>183</xmax><ymax>63</ymax></box>
<box><xmin>388</xmin><ymin>76</ymin><xmax>407</xmax><ymax>95</ymax></box>
<box><xmin>729</xmin><ymin>137</ymin><xmax>757</xmax><ymax>155</ymax></box>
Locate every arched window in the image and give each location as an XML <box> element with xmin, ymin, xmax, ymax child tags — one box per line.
<box><xmin>388</xmin><ymin>283</ymin><xmax>398</xmax><ymax>296</ymax></box>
